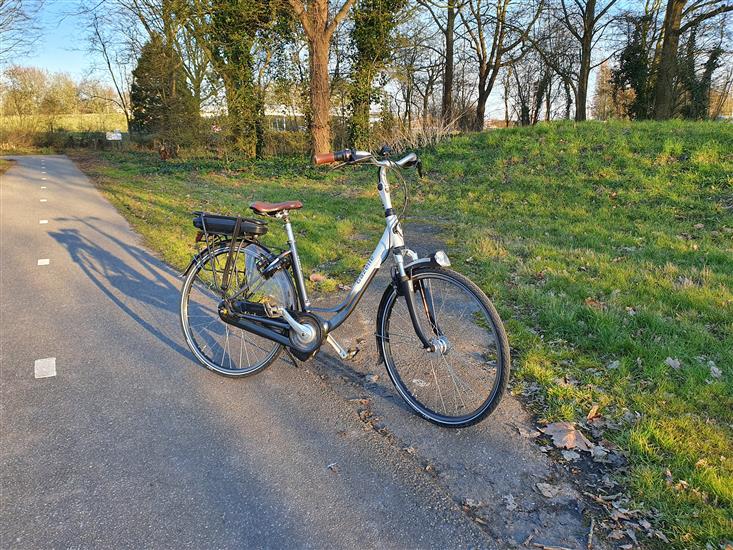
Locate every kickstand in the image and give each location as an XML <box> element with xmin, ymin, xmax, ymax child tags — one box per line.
<box><xmin>285</xmin><ymin>348</ymin><xmax>301</xmax><ymax>368</ymax></box>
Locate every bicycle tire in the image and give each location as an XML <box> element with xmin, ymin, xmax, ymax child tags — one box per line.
<box><xmin>376</xmin><ymin>266</ymin><xmax>510</xmax><ymax>427</ymax></box>
<box><xmin>180</xmin><ymin>242</ymin><xmax>295</xmax><ymax>377</ymax></box>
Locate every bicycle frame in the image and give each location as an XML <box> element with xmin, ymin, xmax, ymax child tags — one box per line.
<box><xmin>288</xmin><ymin>162</ymin><xmax>405</xmax><ymax>334</ymax></box>
<box><xmin>285</xmin><ymin>161</ymin><xmax>404</xmax><ymax>334</ymax></box>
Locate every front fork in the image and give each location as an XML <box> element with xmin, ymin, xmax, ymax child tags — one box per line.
<box><xmin>394</xmin><ymin>255</ymin><xmax>441</xmax><ymax>352</ymax></box>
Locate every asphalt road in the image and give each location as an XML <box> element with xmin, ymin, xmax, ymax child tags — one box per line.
<box><xmin>1</xmin><ymin>156</ymin><xmax>595</xmax><ymax>549</ymax></box>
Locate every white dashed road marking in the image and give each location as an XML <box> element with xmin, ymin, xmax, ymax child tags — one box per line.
<box><xmin>41</xmin><ymin>186</ymin><xmax>46</xmax><ymax>189</ymax></box>
<box><xmin>37</xmin><ymin>259</ymin><xmax>50</xmax><ymax>266</ymax></box>
<box><xmin>39</xmin><ymin>220</ymin><xmax>48</xmax><ymax>224</ymax></box>
<box><xmin>42</xmin><ymin>177</ymin><xmax>47</xmax><ymax>180</ymax></box>
<box><xmin>40</xmin><ymin>199</ymin><xmax>47</xmax><ymax>202</ymax></box>
<box><xmin>34</xmin><ymin>358</ymin><xmax>56</xmax><ymax>379</ymax></box>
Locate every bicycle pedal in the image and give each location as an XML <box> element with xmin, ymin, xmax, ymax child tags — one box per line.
<box><xmin>326</xmin><ymin>334</ymin><xmax>359</xmax><ymax>361</ymax></box>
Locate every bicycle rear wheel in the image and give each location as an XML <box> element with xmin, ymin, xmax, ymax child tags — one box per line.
<box><xmin>180</xmin><ymin>242</ymin><xmax>296</xmax><ymax>377</ymax></box>
<box><xmin>376</xmin><ymin>267</ymin><xmax>510</xmax><ymax>427</ymax></box>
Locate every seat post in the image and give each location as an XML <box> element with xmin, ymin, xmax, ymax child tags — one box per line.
<box><xmin>283</xmin><ymin>212</ymin><xmax>310</xmax><ymax>308</ymax></box>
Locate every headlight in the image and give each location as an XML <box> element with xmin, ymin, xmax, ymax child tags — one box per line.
<box><xmin>433</xmin><ymin>250</ymin><xmax>451</xmax><ymax>267</ymax></box>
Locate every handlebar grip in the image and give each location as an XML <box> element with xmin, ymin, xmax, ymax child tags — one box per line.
<box><xmin>313</xmin><ymin>152</ymin><xmax>336</xmax><ymax>165</ymax></box>
<box><xmin>313</xmin><ymin>149</ymin><xmax>353</xmax><ymax>165</ymax></box>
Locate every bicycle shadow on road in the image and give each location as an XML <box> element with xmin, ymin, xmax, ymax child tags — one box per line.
<box><xmin>49</xmin><ymin>218</ymin><xmax>193</xmax><ymax>362</ymax></box>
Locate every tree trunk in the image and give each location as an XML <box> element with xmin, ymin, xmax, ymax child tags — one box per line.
<box><xmin>564</xmin><ymin>80</ymin><xmax>573</xmax><ymax>119</ymax></box>
<box><xmin>475</xmin><ymin>69</ymin><xmax>489</xmax><ymax>131</ymax></box>
<box><xmin>309</xmin><ymin>34</ymin><xmax>332</xmax><ymax>154</ymax></box>
<box><xmin>576</xmin><ymin>53</ymin><xmax>590</xmax><ymax>121</ymax></box>
<box><xmin>576</xmin><ymin>0</ymin><xmax>595</xmax><ymax>122</ymax></box>
<box><xmin>654</xmin><ymin>0</ymin><xmax>685</xmax><ymax>119</ymax></box>
<box><xmin>441</xmin><ymin>2</ymin><xmax>456</xmax><ymax>125</ymax></box>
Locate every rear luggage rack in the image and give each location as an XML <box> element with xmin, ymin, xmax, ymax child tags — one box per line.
<box><xmin>191</xmin><ymin>211</ymin><xmax>270</xmax><ymax>292</ymax></box>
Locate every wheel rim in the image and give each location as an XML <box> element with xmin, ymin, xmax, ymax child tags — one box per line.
<box><xmin>181</xmin><ymin>244</ymin><xmax>294</xmax><ymax>375</ymax></box>
<box><xmin>380</xmin><ymin>272</ymin><xmax>504</xmax><ymax>424</ymax></box>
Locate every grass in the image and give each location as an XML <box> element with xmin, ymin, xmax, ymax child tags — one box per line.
<box><xmin>0</xmin><ymin>158</ymin><xmax>14</xmax><ymax>174</ymax></box>
<box><xmin>71</xmin><ymin>120</ymin><xmax>732</xmax><ymax>548</ymax></box>
<box><xmin>0</xmin><ymin>113</ymin><xmax>127</xmax><ymax>133</ymax></box>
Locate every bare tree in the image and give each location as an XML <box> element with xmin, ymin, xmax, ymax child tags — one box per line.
<box><xmin>418</xmin><ymin>0</ymin><xmax>464</xmax><ymax>125</ymax></box>
<box><xmin>0</xmin><ymin>0</ymin><xmax>44</xmax><ymax>63</ymax></box>
<box><xmin>653</xmin><ymin>0</ymin><xmax>733</xmax><ymax>119</ymax></box>
<box><xmin>87</xmin><ymin>12</ymin><xmax>135</xmax><ymax>129</ymax></box>
<box><xmin>459</xmin><ymin>0</ymin><xmax>544</xmax><ymax>130</ymax></box>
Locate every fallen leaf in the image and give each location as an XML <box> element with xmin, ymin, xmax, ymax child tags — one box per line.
<box><xmin>665</xmin><ymin>357</ymin><xmax>681</xmax><ymax>370</ymax></box>
<box><xmin>517</xmin><ymin>426</ymin><xmax>541</xmax><ymax>438</ymax></box>
<box><xmin>710</xmin><ymin>365</ymin><xmax>722</xmax><ymax>379</ymax></box>
<box><xmin>587</xmin><ymin>404</ymin><xmax>601</xmax><ymax>421</ymax></box>
<box><xmin>535</xmin><ymin>482</ymin><xmax>560</xmax><ymax>498</ymax></box>
<box><xmin>584</xmin><ymin>297</ymin><xmax>606</xmax><ymax>310</ymax></box>
<box><xmin>694</xmin><ymin>223</ymin><xmax>704</xmax><ymax>229</ymax></box>
<box><xmin>607</xmin><ymin>360</ymin><xmax>620</xmax><ymax>370</ymax></box>
<box><xmin>326</xmin><ymin>462</ymin><xmax>338</xmax><ymax>473</ymax></box>
<box><xmin>695</xmin><ymin>458</ymin><xmax>708</xmax><ymax>468</ymax></box>
<box><xmin>610</xmin><ymin>508</ymin><xmax>630</xmax><ymax>521</ymax></box>
<box><xmin>591</xmin><ymin>445</ymin><xmax>610</xmax><ymax>462</ymax></box>
<box><xmin>665</xmin><ymin>469</ymin><xmax>674</xmax><ymax>485</ymax></box>
<box><xmin>541</xmin><ymin>422</ymin><xmax>593</xmax><ymax>452</ymax></box>
<box><xmin>561</xmin><ymin>450</ymin><xmax>580</xmax><ymax>461</ymax></box>
<box><xmin>309</xmin><ymin>272</ymin><xmax>326</xmax><ymax>283</ymax></box>
<box><xmin>608</xmin><ymin>529</ymin><xmax>625</xmax><ymax>540</ymax></box>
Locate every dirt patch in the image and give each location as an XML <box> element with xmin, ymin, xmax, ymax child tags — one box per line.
<box><xmin>303</xmin><ymin>220</ymin><xmax>608</xmax><ymax>549</ymax></box>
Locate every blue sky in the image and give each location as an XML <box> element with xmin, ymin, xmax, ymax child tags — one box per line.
<box><xmin>22</xmin><ymin>1</ymin><xmax>91</xmax><ymax>79</ymax></box>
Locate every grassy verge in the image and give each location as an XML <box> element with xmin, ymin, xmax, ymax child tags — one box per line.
<box><xmin>0</xmin><ymin>158</ymin><xmax>15</xmax><ymax>174</ymax></box>
<box><xmin>71</xmin><ymin>120</ymin><xmax>732</xmax><ymax>548</ymax></box>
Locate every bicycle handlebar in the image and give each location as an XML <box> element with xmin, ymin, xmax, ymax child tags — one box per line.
<box><xmin>313</xmin><ymin>148</ymin><xmax>419</xmax><ymax>172</ymax></box>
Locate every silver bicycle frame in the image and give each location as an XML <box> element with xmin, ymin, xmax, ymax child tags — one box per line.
<box><xmin>288</xmin><ymin>154</ymin><xmax>415</xmax><ymax>334</ymax></box>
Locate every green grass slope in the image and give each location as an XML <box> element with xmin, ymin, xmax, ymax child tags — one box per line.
<box><xmin>73</xmin><ymin>120</ymin><xmax>732</xmax><ymax>548</ymax></box>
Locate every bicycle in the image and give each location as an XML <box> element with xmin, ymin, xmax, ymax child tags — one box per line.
<box><xmin>179</xmin><ymin>147</ymin><xmax>510</xmax><ymax>427</ymax></box>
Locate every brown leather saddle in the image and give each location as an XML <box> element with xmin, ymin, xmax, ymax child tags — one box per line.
<box><xmin>249</xmin><ymin>200</ymin><xmax>303</xmax><ymax>216</ymax></box>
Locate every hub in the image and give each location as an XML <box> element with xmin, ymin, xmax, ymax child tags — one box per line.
<box><xmin>429</xmin><ymin>335</ymin><xmax>450</xmax><ymax>355</ymax></box>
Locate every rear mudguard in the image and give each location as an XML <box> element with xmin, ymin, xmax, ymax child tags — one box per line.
<box><xmin>180</xmin><ymin>239</ymin><xmax>268</xmax><ymax>278</ymax></box>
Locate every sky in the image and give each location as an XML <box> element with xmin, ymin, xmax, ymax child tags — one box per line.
<box><xmin>22</xmin><ymin>0</ymin><xmax>92</xmax><ymax>80</ymax></box>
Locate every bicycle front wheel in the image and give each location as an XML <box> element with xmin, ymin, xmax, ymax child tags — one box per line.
<box><xmin>180</xmin><ymin>242</ymin><xmax>296</xmax><ymax>377</ymax></box>
<box><xmin>376</xmin><ymin>267</ymin><xmax>510</xmax><ymax>427</ymax></box>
